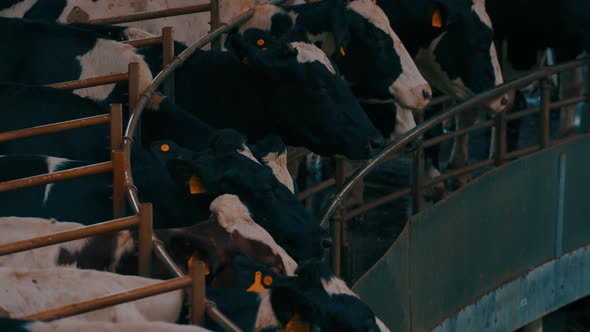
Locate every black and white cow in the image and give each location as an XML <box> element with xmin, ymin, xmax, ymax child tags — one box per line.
<box><xmin>0</xmin><ymin>0</ymin><xmax>254</xmax><ymax>46</ymax></box>
<box><xmin>1</xmin><ymin>318</ymin><xmax>212</xmax><ymax>332</ymax></box>
<box><xmin>1</xmin><ymin>18</ymin><xmax>383</xmax><ymax>160</ymax></box>
<box><xmin>487</xmin><ymin>0</ymin><xmax>590</xmax><ymax>136</ymax></box>
<box><xmin>0</xmin><ymin>140</ymin><xmax>328</xmax><ymax>261</ymax></box>
<box><xmin>0</xmin><ymin>260</ymin><xmax>390</xmax><ymax>331</ymax></box>
<box><xmin>0</xmin><ymin>194</ymin><xmax>298</xmax><ymax>285</ymax></box>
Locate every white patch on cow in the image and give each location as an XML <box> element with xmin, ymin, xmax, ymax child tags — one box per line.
<box><xmin>109</xmin><ymin>231</ymin><xmax>135</xmax><ymax>272</ymax></box>
<box><xmin>320</xmin><ymin>276</ymin><xmax>359</xmax><ymax>298</ymax></box>
<box><xmin>27</xmin><ymin>320</ymin><xmax>213</xmax><ymax>332</ymax></box>
<box><xmin>262</xmin><ymin>151</ymin><xmax>294</xmax><ymax>193</ymax></box>
<box><xmin>239</xmin><ymin>145</ymin><xmax>261</xmax><ymax>164</ymax></box>
<box><xmin>307</xmin><ymin>31</ymin><xmax>336</xmax><ymax>57</ymax></box>
<box><xmin>0</xmin><ymin>0</ymin><xmax>37</xmax><ymax>17</ymax></box>
<box><xmin>0</xmin><ymin>267</ymin><xmax>183</xmax><ymax>322</ymax></box>
<box><xmin>210</xmin><ymin>195</ymin><xmax>298</xmax><ymax>276</ymax></box>
<box><xmin>290</xmin><ymin>42</ymin><xmax>336</xmax><ymax>75</ymax></box>
<box><xmin>391</xmin><ymin>105</ymin><xmax>417</xmax><ymax>140</ymax></box>
<box><xmin>471</xmin><ymin>0</ymin><xmax>492</xmax><ymax>29</ymax></box>
<box><xmin>75</xmin><ymin>39</ymin><xmax>152</xmax><ymax>101</ymax></box>
<box><xmin>486</xmin><ymin>43</ymin><xmax>509</xmax><ymax>112</ymax></box>
<box><xmin>376</xmin><ymin>318</ymin><xmax>391</xmax><ymax>332</ymax></box>
<box><xmin>124</xmin><ymin>28</ymin><xmax>158</xmax><ymax>40</ymax></box>
<box><xmin>348</xmin><ymin>0</ymin><xmax>431</xmax><ymax>110</ymax></box>
<box><xmin>238</xmin><ymin>5</ymin><xmax>288</xmax><ymax>33</ymax></box>
<box><xmin>415</xmin><ymin>33</ymin><xmax>473</xmax><ymax>100</ymax></box>
<box><xmin>254</xmin><ymin>289</ymin><xmax>280</xmax><ymax>331</ymax></box>
<box><xmin>43</xmin><ymin>156</ymin><xmax>70</xmax><ymax>205</ymax></box>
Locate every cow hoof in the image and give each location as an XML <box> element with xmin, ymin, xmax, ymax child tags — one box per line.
<box><xmin>423</xmin><ymin>182</ymin><xmax>448</xmax><ymax>203</ymax></box>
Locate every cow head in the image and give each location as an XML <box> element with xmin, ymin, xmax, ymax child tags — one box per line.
<box><xmin>227</xmin><ymin>31</ymin><xmax>385</xmax><ymax>160</ymax></box>
<box><xmin>249</xmin><ymin>134</ymin><xmax>295</xmax><ymax>193</ymax></box>
<box><xmin>165</xmin><ymin>135</ymin><xmax>331</xmax><ymax>262</ymax></box>
<box><xmin>414</xmin><ymin>0</ymin><xmax>508</xmax><ymax>111</ymax></box>
<box><xmin>155</xmin><ymin>195</ymin><xmax>298</xmax><ymax>287</ymax></box>
<box><xmin>239</xmin><ymin>0</ymin><xmax>431</xmax><ymax>110</ymax></box>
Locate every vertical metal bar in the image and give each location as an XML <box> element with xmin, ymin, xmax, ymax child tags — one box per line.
<box><xmin>330</xmin><ymin>206</ymin><xmax>342</xmax><ymax>278</ymax></box>
<box><xmin>189</xmin><ymin>258</ymin><xmax>206</xmax><ymax>326</ymax></box>
<box><xmin>539</xmin><ymin>78</ymin><xmax>551</xmax><ymax>149</ymax></box>
<box><xmin>138</xmin><ymin>203</ymin><xmax>153</xmax><ymax>277</ymax></box>
<box><xmin>335</xmin><ymin>159</ymin><xmax>348</xmax><ymax>281</ymax></box>
<box><xmin>495</xmin><ymin>110</ymin><xmax>507</xmax><ymax>166</ymax></box>
<box><xmin>210</xmin><ymin>0</ymin><xmax>221</xmax><ymax>51</ymax></box>
<box><xmin>111</xmin><ymin>150</ymin><xmax>126</xmax><ymax>219</ymax></box>
<box><xmin>109</xmin><ymin>104</ymin><xmax>123</xmax><ymax>151</ymax></box>
<box><xmin>162</xmin><ymin>27</ymin><xmax>175</xmax><ymax>103</ymax></box>
<box><xmin>412</xmin><ymin>112</ymin><xmax>424</xmax><ymax>213</ymax></box>
<box><xmin>555</xmin><ymin>154</ymin><xmax>566</xmax><ymax>258</ymax></box>
<box><xmin>586</xmin><ymin>64</ymin><xmax>590</xmax><ymax>133</ymax></box>
<box><xmin>128</xmin><ymin>62</ymin><xmax>141</xmax><ymax>111</ymax></box>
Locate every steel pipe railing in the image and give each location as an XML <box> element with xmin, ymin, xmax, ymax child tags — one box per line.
<box><xmin>81</xmin><ymin>4</ymin><xmax>211</xmax><ymax>25</ymax></box>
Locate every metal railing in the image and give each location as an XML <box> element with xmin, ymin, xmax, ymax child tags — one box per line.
<box><xmin>308</xmin><ymin>58</ymin><xmax>590</xmax><ymax>280</ymax></box>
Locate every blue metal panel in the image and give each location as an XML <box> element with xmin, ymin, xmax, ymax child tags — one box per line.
<box><xmin>353</xmin><ymin>227</ymin><xmax>411</xmax><ymax>332</ymax></box>
<box><xmin>432</xmin><ymin>245</ymin><xmax>590</xmax><ymax>331</ymax></box>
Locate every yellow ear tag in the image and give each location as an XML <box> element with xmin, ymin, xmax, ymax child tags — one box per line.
<box><xmin>257</xmin><ymin>39</ymin><xmax>265</xmax><ymax>46</ymax></box>
<box><xmin>261</xmin><ymin>47</ymin><xmax>268</xmax><ymax>51</ymax></box>
<box><xmin>189</xmin><ymin>175</ymin><xmax>206</xmax><ymax>194</ymax></box>
<box><xmin>160</xmin><ymin>144</ymin><xmax>170</xmax><ymax>152</ymax></box>
<box><xmin>432</xmin><ymin>9</ymin><xmax>442</xmax><ymax>28</ymax></box>
<box><xmin>246</xmin><ymin>271</ymin><xmax>266</xmax><ymax>292</ymax></box>
<box><xmin>285</xmin><ymin>312</ymin><xmax>310</xmax><ymax>332</ymax></box>
<box><xmin>340</xmin><ymin>46</ymin><xmax>346</xmax><ymax>57</ymax></box>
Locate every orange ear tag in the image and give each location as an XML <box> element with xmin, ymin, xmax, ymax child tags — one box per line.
<box><xmin>432</xmin><ymin>9</ymin><xmax>442</xmax><ymax>28</ymax></box>
<box><xmin>187</xmin><ymin>255</ymin><xmax>210</xmax><ymax>275</ymax></box>
<box><xmin>340</xmin><ymin>47</ymin><xmax>346</xmax><ymax>57</ymax></box>
<box><xmin>285</xmin><ymin>312</ymin><xmax>310</xmax><ymax>332</ymax></box>
<box><xmin>160</xmin><ymin>144</ymin><xmax>170</xmax><ymax>152</ymax></box>
<box><xmin>257</xmin><ymin>39</ymin><xmax>265</xmax><ymax>46</ymax></box>
<box><xmin>246</xmin><ymin>271</ymin><xmax>266</xmax><ymax>292</ymax></box>
<box><xmin>189</xmin><ymin>175</ymin><xmax>206</xmax><ymax>194</ymax></box>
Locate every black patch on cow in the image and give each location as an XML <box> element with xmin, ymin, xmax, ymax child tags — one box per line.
<box><xmin>249</xmin><ymin>134</ymin><xmax>287</xmax><ymax>162</ymax></box>
<box><xmin>23</xmin><ymin>0</ymin><xmax>67</xmax><ymax>21</ymax></box>
<box><xmin>270</xmin><ymin>13</ymin><xmax>294</xmax><ymax>37</ymax></box>
<box><xmin>362</xmin><ymin>103</ymin><xmax>397</xmax><ymax>138</ymax></box>
<box><xmin>0</xmin><ymin>318</ymin><xmax>31</xmax><ymax>332</ymax></box>
<box><xmin>56</xmin><ymin>233</ymin><xmax>120</xmax><ymax>271</ymax></box>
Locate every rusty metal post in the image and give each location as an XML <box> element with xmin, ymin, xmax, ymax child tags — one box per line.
<box><xmin>539</xmin><ymin>78</ymin><xmax>551</xmax><ymax>149</ymax></box>
<box><xmin>412</xmin><ymin>112</ymin><xmax>424</xmax><ymax>214</ymax></box>
<box><xmin>162</xmin><ymin>27</ymin><xmax>175</xmax><ymax>103</ymax></box>
<box><xmin>586</xmin><ymin>65</ymin><xmax>590</xmax><ymax>133</ymax></box>
<box><xmin>210</xmin><ymin>0</ymin><xmax>221</xmax><ymax>51</ymax></box>
<box><xmin>111</xmin><ymin>150</ymin><xmax>126</xmax><ymax>219</ymax></box>
<box><xmin>138</xmin><ymin>203</ymin><xmax>153</xmax><ymax>277</ymax></box>
<box><xmin>110</xmin><ymin>104</ymin><xmax>123</xmax><ymax>151</ymax></box>
<box><xmin>128</xmin><ymin>62</ymin><xmax>141</xmax><ymax>111</ymax></box>
<box><xmin>495</xmin><ymin>110</ymin><xmax>507</xmax><ymax>166</ymax></box>
<box><xmin>189</xmin><ymin>258</ymin><xmax>206</xmax><ymax>326</ymax></box>
<box><xmin>330</xmin><ymin>204</ymin><xmax>342</xmax><ymax>278</ymax></box>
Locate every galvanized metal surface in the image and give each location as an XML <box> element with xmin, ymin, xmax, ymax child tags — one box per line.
<box><xmin>352</xmin><ymin>136</ymin><xmax>590</xmax><ymax>332</ymax></box>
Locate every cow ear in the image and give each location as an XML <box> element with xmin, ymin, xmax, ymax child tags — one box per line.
<box><xmin>166</xmin><ymin>159</ymin><xmax>207</xmax><ymax>195</ymax></box>
<box><xmin>329</xmin><ymin>0</ymin><xmax>350</xmax><ymax>54</ymax></box>
<box><xmin>270</xmin><ymin>284</ymin><xmax>314</xmax><ymax>327</ymax></box>
<box><xmin>227</xmin><ymin>32</ymin><xmax>298</xmax><ymax>70</ymax></box>
<box><xmin>431</xmin><ymin>1</ymin><xmax>453</xmax><ymax>28</ymax></box>
<box><xmin>167</xmin><ymin>232</ymin><xmax>218</xmax><ymax>275</ymax></box>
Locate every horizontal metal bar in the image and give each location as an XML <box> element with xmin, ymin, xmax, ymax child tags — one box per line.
<box><xmin>506</xmin><ymin>145</ymin><xmax>541</xmax><ymax>159</ymax></box>
<box><xmin>423</xmin><ymin>120</ymin><xmax>495</xmax><ymax>148</ymax></box>
<box><xmin>345</xmin><ymin>188</ymin><xmax>412</xmax><ymax>221</ymax></box>
<box><xmin>0</xmin><ymin>115</ymin><xmax>110</xmax><ymax>143</ymax></box>
<box><xmin>422</xmin><ymin>159</ymin><xmax>495</xmax><ymax>188</ymax></box>
<box><xmin>86</xmin><ymin>4</ymin><xmax>211</xmax><ymax>25</ymax></box>
<box><xmin>0</xmin><ymin>215</ymin><xmax>140</xmax><ymax>256</ymax></box>
<box><xmin>0</xmin><ymin>162</ymin><xmax>112</xmax><ymax>193</ymax></box>
<box><xmin>506</xmin><ymin>107</ymin><xmax>540</xmax><ymax>121</ymax></box>
<box><xmin>18</xmin><ymin>276</ymin><xmax>192</xmax><ymax>321</ymax></box>
<box><xmin>299</xmin><ymin>178</ymin><xmax>336</xmax><ymax>201</ymax></box>
<box><xmin>123</xmin><ymin>36</ymin><xmax>163</xmax><ymax>47</ymax></box>
<box><xmin>47</xmin><ymin>73</ymin><xmax>128</xmax><ymax>90</ymax></box>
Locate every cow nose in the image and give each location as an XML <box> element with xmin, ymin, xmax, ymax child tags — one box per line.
<box><xmin>501</xmin><ymin>96</ymin><xmax>509</xmax><ymax>106</ymax></box>
<box><xmin>422</xmin><ymin>89</ymin><xmax>432</xmax><ymax>100</ymax></box>
<box><xmin>321</xmin><ymin>237</ymin><xmax>333</xmax><ymax>249</ymax></box>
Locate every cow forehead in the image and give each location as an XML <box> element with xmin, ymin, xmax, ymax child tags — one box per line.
<box><xmin>320</xmin><ymin>276</ymin><xmax>359</xmax><ymax>298</ymax></box>
<box><xmin>471</xmin><ymin>0</ymin><xmax>492</xmax><ymax>28</ymax></box>
<box><xmin>239</xmin><ymin>4</ymin><xmax>287</xmax><ymax>33</ymax></box>
<box><xmin>289</xmin><ymin>42</ymin><xmax>336</xmax><ymax>74</ymax></box>
<box><xmin>347</xmin><ymin>0</ymin><xmax>396</xmax><ymax>41</ymax></box>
